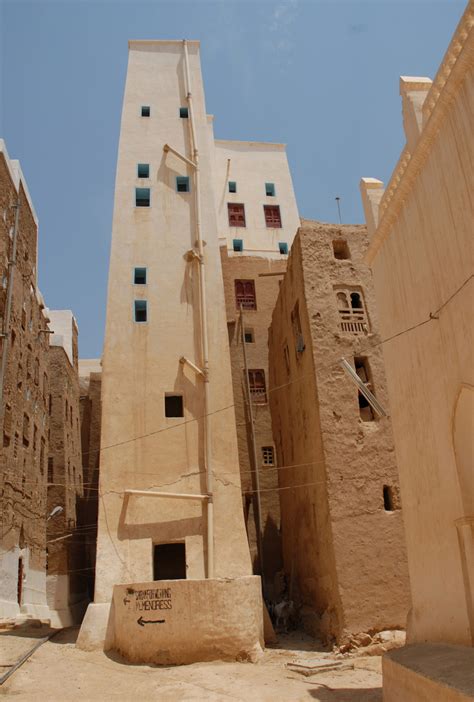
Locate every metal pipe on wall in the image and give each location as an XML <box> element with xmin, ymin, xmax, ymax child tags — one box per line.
<box><xmin>183</xmin><ymin>40</ymin><xmax>214</xmax><ymax>579</ymax></box>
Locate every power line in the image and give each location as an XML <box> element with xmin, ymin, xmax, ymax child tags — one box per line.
<box><xmin>78</xmin><ymin>271</ymin><xmax>472</xmax><ymax>460</ymax></box>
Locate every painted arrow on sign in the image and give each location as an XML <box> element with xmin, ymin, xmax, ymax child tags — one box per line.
<box><xmin>137</xmin><ymin>616</ymin><xmax>165</xmax><ymax>627</ymax></box>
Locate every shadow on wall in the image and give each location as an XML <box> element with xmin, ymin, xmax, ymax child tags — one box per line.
<box><xmin>117</xmin><ymin>500</ymin><xmax>203</xmax><ymax>543</ymax></box>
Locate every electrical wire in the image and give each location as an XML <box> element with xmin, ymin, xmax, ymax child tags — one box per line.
<box><xmin>74</xmin><ymin>271</ymin><xmax>472</xmax><ymax>461</ymax></box>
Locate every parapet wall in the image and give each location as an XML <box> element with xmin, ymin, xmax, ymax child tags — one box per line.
<box><xmin>77</xmin><ymin>576</ymin><xmax>264</xmax><ymax>664</ymax></box>
<box><xmin>112</xmin><ymin>576</ymin><xmax>263</xmax><ymax>665</ymax></box>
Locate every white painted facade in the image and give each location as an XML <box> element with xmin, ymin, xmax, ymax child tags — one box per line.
<box><xmin>48</xmin><ymin>309</ymin><xmax>78</xmax><ymax>366</ymax></box>
<box><xmin>78</xmin><ymin>40</ymin><xmax>264</xmax><ymax>654</ymax></box>
<box><xmin>213</xmin><ymin>140</ymin><xmax>300</xmax><ymax>258</ymax></box>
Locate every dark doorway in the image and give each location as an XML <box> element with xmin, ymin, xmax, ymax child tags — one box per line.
<box><xmin>153</xmin><ymin>543</ymin><xmax>186</xmax><ymax>580</ymax></box>
<box><xmin>164</xmin><ymin>395</ymin><xmax>183</xmax><ymax>418</ymax></box>
<box><xmin>17</xmin><ymin>557</ymin><xmax>23</xmax><ymax>605</ymax></box>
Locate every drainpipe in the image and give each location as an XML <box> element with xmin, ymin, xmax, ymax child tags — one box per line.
<box><xmin>0</xmin><ymin>198</ymin><xmax>20</xmax><ymax>414</ymax></box>
<box><xmin>183</xmin><ymin>40</ymin><xmax>214</xmax><ymax>579</ymax></box>
<box><xmin>240</xmin><ymin>306</ymin><xmax>265</xmax><ymax>592</ymax></box>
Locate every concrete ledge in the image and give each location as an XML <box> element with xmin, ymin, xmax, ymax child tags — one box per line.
<box><xmin>383</xmin><ymin>644</ymin><xmax>474</xmax><ymax>701</ymax></box>
<box><xmin>113</xmin><ymin>576</ymin><xmax>263</xmax><ymax>665</ymax></box>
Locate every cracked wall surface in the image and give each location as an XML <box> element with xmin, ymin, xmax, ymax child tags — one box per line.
<box><xmin>269</xmin><ymin>220</ymin><xmax>411</xmax><ymax>644</ymax></box>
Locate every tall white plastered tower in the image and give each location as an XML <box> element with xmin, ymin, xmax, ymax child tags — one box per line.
<box><xmin>78</xmin><ymin>41</ymin><xmax>261</xmax><ymax>659</ymax></box>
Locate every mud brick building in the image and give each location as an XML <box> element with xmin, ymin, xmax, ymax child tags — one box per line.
<box><xmin>268</xmin><ymin>219</ymin><xmax>410</xmax><ymax>644</ymax></box>
<box><xmin>220</xmin><ymin>249</ymin><xmax>287</xmax><ymax>597</ymax></box>
<box><xmin>46</xmin><ymin>310</ymin><xmax>85</xmax><ymax>626</ymax></box>
<box><xmin>0</xmin><ymin>139</ymin><xmax>51</xmax><ymax>619</ymax></box>
<box><xmin>78</xmin><ymin>358</ymin><xmax>102</xmax><ymax>601</ymax></box>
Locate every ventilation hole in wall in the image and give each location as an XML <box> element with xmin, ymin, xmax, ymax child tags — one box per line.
<box><xmin>383</xmin><ymin>485</ymin><xmax>394</xmax><ymax>511</ymax></box>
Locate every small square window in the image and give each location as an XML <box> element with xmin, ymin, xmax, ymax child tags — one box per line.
<box><xmin>264</xmin><ymin>205</ymin><xmax>282</xmax><ymax>228</ymax></box>
<box><xmin>262</xmin><ymin>446</ymin><xmax>275</xmax><ymax>465</ymax></box>
<box><xmin>233</xmin><ymin>239</ymin><xmax>243</xmax><ymax>252</ymax></box>
<box><xmin>228</xmin><ymin>203</ymin><xmax>246</xmax><ymax>227</ymax></box>
<box><xmin>333</xmin><ymin>240</ymin><xmax>351</xmax><ymax>260</ymax></box>
<box><xmin>135</xmin><ymin>188</ymin><xmax>150</xmax><ymax>207</ymax></box>
<box><xmin>141</xmin><ymin>106</ymin><xmax>150</xmax><ymax>117</ymax></box>
<box><xmin>179</xmin><ymin>107</ymin><xmax>189</xmax><ymax>118</ymax></box>
<box><xmin>265</xmin><ymin>182</ymin><xmax>275</xmax><ymax>197</ymax></box>
<box><xmin>279</xmin><ymin>242</ymin><xmax>288</xmax><ymax>255</ymax></box>
<box><xmin>228</xmin><ymin>181</ymin><xmax>237</xmax><ymax>193</ymax></box>
<box><xmin>134</xmin><ymin>267</ymin><xmax>147</xmax><ymax>285</ymax></box>
<box><xmin>165</xmin><ymin>395</ymin><xmax>183</xmax><ymax>418</ymax></box>
<box><xmin>134</xmin><ymin>300</ymin><xmax>147</xmax><ymax>323</ymax></box>
<box><xmin>137</xmin><ymin>163</ymin><xmax>149</xmax><ymax>178</ymax></box>
<box><xmin>176</xmin><ymin>176</ymin><xmax>190</xmax><ymax>193</ymax></box>
<box><xmin>244</xmin><ymin>329</ymin><xmax>254</xmax><ymax>343</ymax></box>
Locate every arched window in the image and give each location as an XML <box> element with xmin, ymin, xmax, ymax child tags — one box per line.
<box><xmin>350</xmin><ymin>292</ymin><xmax>362</xmax><ymax>309</ymax></box>
<box><xmin>337</xmin><ymin>292</ymin><xmax>349</xmax><ymax>309</ymax></box>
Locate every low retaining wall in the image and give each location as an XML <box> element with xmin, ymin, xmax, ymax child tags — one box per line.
<box><xmin>383</xmin><ymin>644</ymin><xmax>474</xmax><ymax>702</ymax></box>
<box><xmin>111</xmin><ymin>576</ymin><xmax>264</xmax><ymax>665</ymax></box>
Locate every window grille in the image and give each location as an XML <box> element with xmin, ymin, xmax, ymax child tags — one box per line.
<box><xmin>228</xmin><ymin>203</ymin><xmax>246</xmax><ymax>227</ymax></box>
<box><xmin>336</xmin><ymin>288</ymin><xmax>369</xmax><ymax>334</ymax></box>
<box><xmin>248</xmin><ymin>369</ymin><xmax>267</xmax><ymax>404</ymax></box>
<box><xmin>262</xmin><ymin>446</ymin><xmax>275</xmax><ymax>465</ymax></box>
<box><xmin>235</xmin><ymin>279</ymin><xmax>256</xmax><ymax>310</ymax></box>
<box><xmin>264</xmin><ymin>204</ymin><xmax>282</xmax><ymax>228</ymax></box>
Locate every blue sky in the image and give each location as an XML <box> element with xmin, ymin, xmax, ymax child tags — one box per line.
<box><xmin>0</xmin><ymin>0</ymin><xmax>465</xmax><ymax>357</ymax></box>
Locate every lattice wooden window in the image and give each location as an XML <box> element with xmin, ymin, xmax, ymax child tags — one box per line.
<box><xmin>262</xmin><ymin>446</ymin><xmax>275</xmax><ymax>465</ymax></box>
<box><xmin>228</xmin><ymin>203</ymin><xmax>246</xmax><ymax>227</ymax></box>
<box><xmin>264</xmin><ymin>205</ymin><xmax>282</xmax><ymax>228</ymax></box>
<box><xmin>335</xmin><ymin>288</ymin><xmax>369</xmax><ymax>335</ymax></box>
<box><xmin>235</xmin><ymin>279</ymin><xmax>256</xmax><ymax>310</ymax></box>
<box><xmin>248</xmin><ymin>369</ymin><xmax>267</xmax><ymax>404</ymax></box>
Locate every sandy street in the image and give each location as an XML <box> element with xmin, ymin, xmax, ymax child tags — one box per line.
<box><xmin>0</xmin><ymin>628</ymin><xmax>383</xmax><ymax>702</ymax></box>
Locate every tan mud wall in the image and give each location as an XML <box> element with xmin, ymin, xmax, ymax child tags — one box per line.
<box><xmin>0</xmin><ymin>150</ymin><xmax>51</xmax><ymax>617</ymax></box>
<box><xmin>112</xmin><ymin>576</ymin><xmax>263</xmax><ymax>665</ymax></box>
<box><xmin>269</xmin><ymin>222</ymin><xmax>410</xmax><ymax>642</ymax></box>
<box><xmin>365</xmin><ymin>34</ymin><xmax>473</xmax><ymax>645</ymax></box>
<box><xmin>220</xmin><ymin>249</ymin><xmax>285</xmax><ymax>594</ymax></box>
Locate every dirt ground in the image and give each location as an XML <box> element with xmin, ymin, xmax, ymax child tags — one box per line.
<box><xmin>0</xmin><ymin>628</ymin><xmax>383</xmax><ymax>701</ymax></box>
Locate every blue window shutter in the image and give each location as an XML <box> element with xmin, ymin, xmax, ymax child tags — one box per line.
<box><xmin>134</xmin><ymin>300</ymin><xmax>147</xmax><ymax>322</ymax></box>
<box><xmin>176</xmin><ymin>176</ymin><xmax>190</xmax><ymax>192</ymax></box>
<box><xmin>135</xmin><ymin>188</ymin><xmax>150</xmax><ymax>207</ymax></box>
<box><xmin>265</xmin><ymin>182</ymin><xmax>275</xmax><ymax>196</ymax></box>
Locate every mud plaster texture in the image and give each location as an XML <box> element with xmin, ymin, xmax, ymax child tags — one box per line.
<box><xmin>46</xmin><ymin>336</ymin><xmax>85</xmax><ymax>615</ymax></box>
<box><xmin>0</xmin><ymin>151</ymin><xmax>51</xmax><ymax>600</ymax></box>
<box><xmin>268</xmin><ymin>220</ymin><xmax>411</xmax><ymax>644</ymax></box>
<box><xmin>77</xmin><ymin>361</ymin><xmax>102</xmax><ymax>601</ymax></box>
<box><xmin>220</xmin><ymin>247</ymin><xmax>285</xmax><ymax>598</ymax></box>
